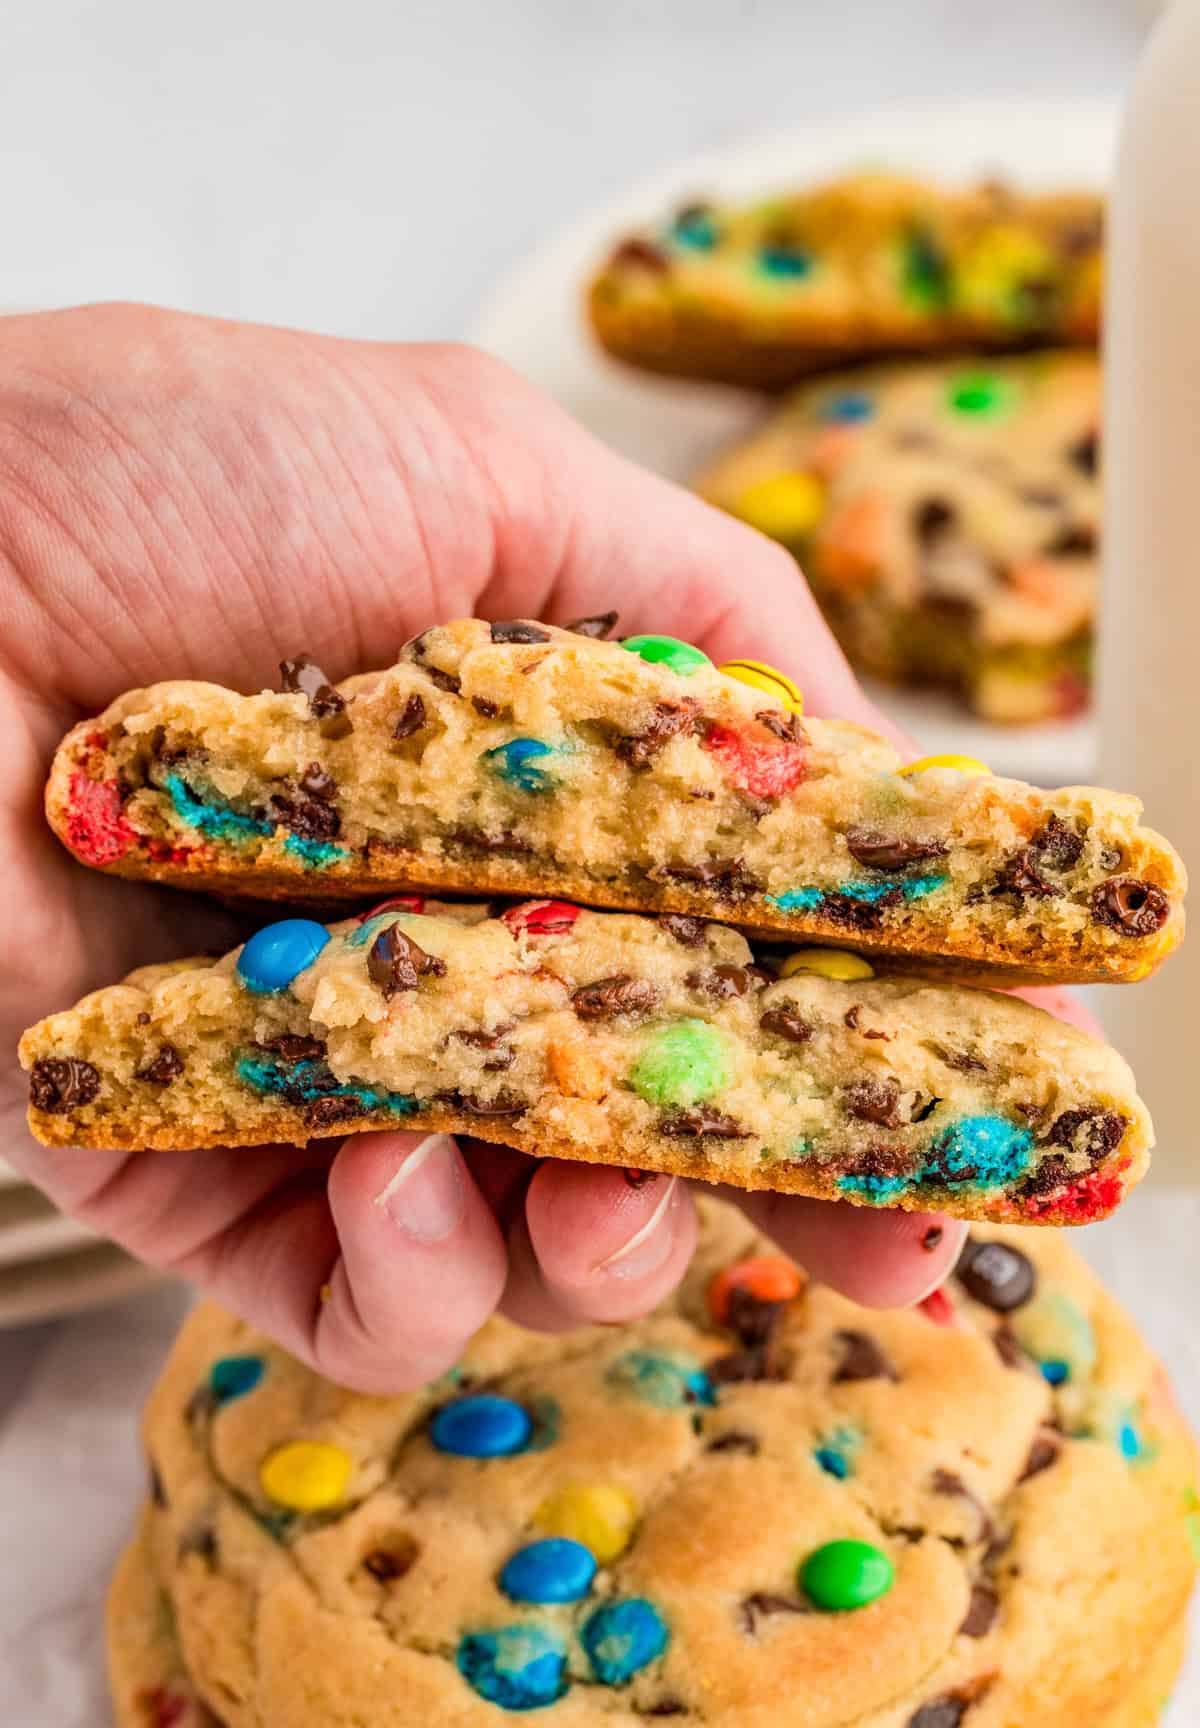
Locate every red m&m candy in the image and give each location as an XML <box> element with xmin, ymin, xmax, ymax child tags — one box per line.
<box><xmin>701</xmin><ymin>724</ymin><xmax>806</xmax><ymax>800</ymax></box>
<box><xmin>65</xmin><ymin>770</ymin><xmax>135</xmax><ymax>867</ymax></box>
<box><xmin>357</xmin><ymin>895</ymin><xmax>426</xmax><ymax>921</ymax></box>
<box><xmin>918</xmin><ymin>1287</ymin><xmax>956</xmax><ymax>1326</ymax></box>
<box><xmin>708</xmin><ymin>1256</ymin><xmax>804</xmax><ymax>1326</ymax></box>
<box><xmin>502</xmin><ymin>900</ymin><xmax>582</xmax><ymax>938</ymax></box>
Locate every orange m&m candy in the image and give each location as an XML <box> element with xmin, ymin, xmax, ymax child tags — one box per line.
<box><xmin>707</xmin><ymin>1256</ymin><xmax>804</xmax><ymax>1326</ymax></box>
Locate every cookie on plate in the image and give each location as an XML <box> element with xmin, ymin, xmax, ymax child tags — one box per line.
<box><xmin>588</xmin><ymin>172</ymin><xmax>1103</xmax><ymax>389</ymax></box>
<box><xmin>697</xmin><ymin>352</ymin><xmax>1099</xmax><ymax>724</ymax></box>
<box><xmin>45</xmin><ymin>617</ymin><xmax>1185</xmax><ymax>986</ymax></box>
<box><xmin>21</xmin><ymin>902</ymin><xmax>1152</xmax><ymax>1225</ymax></box>
<box><xmin>109</xmin><ymin>1199</ymin><xmax>1196</xmax><ymax>1727</ymax></box>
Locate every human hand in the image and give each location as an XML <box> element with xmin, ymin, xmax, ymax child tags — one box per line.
<box><xmin>3</xmin><ymin>304</ymin><xmax>1020</xmax><ymax>1390</ymax></box>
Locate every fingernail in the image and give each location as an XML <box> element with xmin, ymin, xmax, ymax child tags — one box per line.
<box><xmin>593</xmin><ymin>1177</ymin><xmax>679</xmax><ymax>1280</ymax></box>
<box><xmin>373</xmin><ymin>1134</ymin><xmax>464</xmax><ymax>1243</ymax></box>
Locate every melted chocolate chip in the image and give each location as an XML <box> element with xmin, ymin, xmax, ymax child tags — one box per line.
<box><xmin>565</xmin><ymin>610</ymin><xmax>619</xmax><ymax>639</ymax></box>
<box><xmin>1032</xmin><ymin>812</ymin><xmax>1085</xmax><ymax>870</ymax></box>
<box><xmin>257</xmin><ymin>1033</ymin><xmax>327</xmax><ymax>1063</ymax></box>
<box><xmin>134</xmin><ymin>1045</ymin><xmax>184</xmax><ymax>1086</ymax></box>
<box><xmin>1091</xmin><ymin>876</ymin><xmax>1171</xmax><ymax>937</ymax></box>
<box><xmin>658</xmin><ymin>913</ymin><xmax>708</xmax><ymax>946</ymax></box>
<box><xmin>1019</xmin><ymin>1429</ymin><xmax>1062</xmax><ymax>1481</ymax></box>
<box><xmin>449</xmin><ymin>1027</ymin><xmax>516</xmax><ymax>1071</ymax></box>
<box><xmin>844</xmin><ymin>1004</ymin><xmax>891</xmax><ymax>1040</ymax></box>
<box><xmin>362</xmin><ymin>1539</ymin><xmax>418</xmax><ymax>1581</ymax></box>
<box><xmin>930</xmin><ymin>1468</ymin><xmax>996</xmax><ymax>1547</ymax></box>
<box><xmin>706</xmin><ymin>1430</ymin><xmax>760</xmax><ymax>1456</ymax></box>
<box><xmin>1042</xmin><ymin>523</ymin><xmax>1097</xmax><ymax>558</ymax></box>
<box><xmin>613</xmin><ymin>237</ymin><xmax>671</xmax><ymax>273</ymax></box>
<box><xmin>491</xmin><ymin>620</ymin><xmax>550</xmax><ymax>644</ymax></box>
<box><xmin>471</xmin><ymin>696</ymin><xmax>500</xmax><ymax>718</ymax></box>
<box><xmin>907</xmin><ymin>1697</ymin><xmax>968</xmax><ymax>1728</ymax></box>
<box><xmin>655</xmin><ymin>855</ymin><xmax>762</xmax><ymax>896</ymax></box>
<box><xmin>1013</xmin><ymin>1153</ymin><xmax>1073</xmax><ymax>1201</ymax></box>
<box><xmin>740</xmin><ymin>1592</ymin><xmax>808</xmax><ymax>1634</ymax></box>
<box><xmin>993</xmin><ymin>1326</ymin><xmax>1026</xmax><ymax>1370</ymax></box>
<box><xmin>993</xmin><ymin>845</ymin><xmax>1061</xmax><ymax>900</ymax></box>
<box><xmin>270</xmin><ymin>788</ymin><xmax>341</xmax><ymax>842</ymax></box>
<box><xmin>756</xmin><ymin>708</ymin><xmax>806</xmax><ymax>744</ymax></box>
<box><xmin>304</xmin><ymin>1094</ymin><xmax>366</xmax><ymax>1130</ymax></box>
<box><xmin>686</xmin><ymin>964</ymin><xmax>762</xmax><ymax>1000</ymax></box>
<box><xmin>367</xmin><ymin>924</ymin><xmax>447</xmax><ymax>998</ymax></box>
<box><xmin>844</xmin><ymin>828</ymin><xmax>949</xmax><ymax>873</ymax></box>
<box><xmin>658</xmin><ymin>1108</ymin><xmax>750</xmax><ymax>1138</ymax></box>
<box><xmin>843</xmin><ymin>1076</ymin><xmax>903</xmax><ymax>1128</ymax></box>
<box><xmin>759</xmin><ymin>1007</ymin><xmax>814</xmax><ymax>1044</ymax></box>
<box><xmin>29</xmin><ymin>1057</ymin><xmax>101</xmax><ymax>1114</ymax></box>
<box><xmin>955</xmin><ymin>1238</ymin><xmax>1036</xmax><ymax>1313</ymax></box>
<box><xmin>833</xmin><ymin>1329</ymin><xmax>898</xmax><ymax>1383</ymax></box>
<box><xmin>1047</xmin><ymin>1106</ymin><xmax>1127</xmax><ymax>1163</ymax></box>
<box><xmin>1068</xmin><ymin>430</ymin><xmax>1099</xmax><ymax>476</ymax></box>
<box><xmin>822</xmin><ymin>891</ymin><xmax>896</xmax><ymax>931</ymax></box>
<box><xmin>391</xmin><ymin>693</ymin><xmax>427</xmax><ymax>741</ymax></box>
<box><xmin>279</xmin><ymin>655</ymin><xmax>352</xmax><ymax>737</ymax></box>
<box><xmin>642</xmin><ymin>1701</ymin><xmax>688</xmax><ymax>1718</ymax></box>
<box><xmin>440</xmin><ymin>1089</ymin><xmax>526</xmax><ymax>1118</ymax></box>
<box><xmin>450</xmin><ymin>825</ymin><xmax>533</xmax><ymax>855</ymax></box>
<box><xmin>571</xmin><ymin>974</ymin><xmax>659</xmax><ymax>1021</ymax></box>
<box><xmin>959</xmin><ymin>1584</ymin><xmax>999</xmax><ymax>1638</ymax></box>
<box><xmin>913</xmin><ymin>497</ymin><xmax>957</xmax><ymax>544</ymax></box>
<box><xmin>934</xmin><ymin>1044</ymin><xmax>988</xmax><ymax>1075</ymax></box>
<box><xmin>426</xmin><ymin>665</ymin><xmax>462</xmax><ymax>695</ymax></box>
<box><xmin>299</xmin><ymin>762</ymin><xmax>337</xmax><ymax>801</ymax></box>
<box><xmin>616</xmin><ymin>701</ymin><xmax>699</xmax><ymax>768</ymax></box>
<box><xmin>711</xmin><ymin>1291</ymin><xmax>788</xmax><ymax>1384</ymax></box>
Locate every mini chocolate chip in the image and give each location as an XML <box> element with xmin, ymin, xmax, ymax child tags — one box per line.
<box><xmin>844</xmin><ymin>828</ymin><xmax>949</xmax><ymax>872</ymax></box>
<box><xmin>759</xmin><ymin>1007</ymin><xmax>814</xmax><ymax>1044</ymax></box>
<box><xmin>993</xmin><ymin>845</ymin><xmax>1061</xmax><ymax>900</ymax></box>
<box><xmin>833</xmin><ymin>1329</ymin><xmax>898</xmax><ymax>1383</ymax></box>
<box><xmin>426</xmin><ymin>665</ymin><xmax>462</xmax><ymax>695</ymax></box>
<box><xmin>843</xmin><ymin>1077</ymin><xmax>903</xmax><ymax>1128</ymax></box>
<box><xmin>1091</xmin><ymin>875</ymin><xmax>1171</xmax><ymax>937</ymax></box>
<box><xmin>1068</xmin><ymin>430</ymin><xmax>1099</xmax><ymax>476</ymax></box>
<box><xmin>993</xmin><ymin>1326</ymin><xmax>1026</xmax><ymax>1370</ymax></box>
<box><xmin>822</xmin><ymin>891</ymin><xmax>896</xmax><ymax>931</ymax></box>
<box><xmin>1031</xmin><ymin>812</ymin><xmax>1085</xmax><ymax>870</ymax></box>
<box><xmin>392</xmin><ymin>693</ymin><xmax>427</xmax><ymax>741</ymax></box>
<box><xmin>1015</xmin><ymin>1153</ymin><xmax>1074</xmax><ymax>1201</ymax></box>
<box><xmin>362</xmin><ymin>1537</ymin><xmax>418</xmax><ymax>1581</ymax></box>
<box><xmin>930</xmin><ymin>1468</ymin><xmax>996</xmax><ymax>1548</ymax></box>
<box><xmin>304</xmin><ymin>1094</ymin><xmax>366</xmax><ymax>1130</ymax></box>
<box><xmin>740</xmin><ymin>1591</ymin><xmax>808</xmax><ymax>1634</ymax></box>
<box><xmin>912</xmin><ymin>497</ymin><xmax>957</xmax><ymax>544</ymax></box>
<box><xmin>565</xmin><ymin>610</ymin><xmax>619</xmax><ymax>639</ymax></box>
<box><xmin>934</xmin><ymin>1044</ymin><xmax>988</xmax><ymax>1074</ymax></box>
<box><xmin>450</xmin><ymin>825</ymin><xmax>533</xmax><ymax>855</ymax></box>
<box><xmin>922</xmin><ymin>1226</ymin><xmax>944</xmax><ymax>1252</ymax></box>
<box><xmin>491</xmin><ymin>620</ymin><xmax>550</xmax><ymax>644</ymax></box>
<box><xmin>756</xmin><ymin>708</ymin><xmax>806</xmax><ymax>744</ymax></box>
<box><xmin>612</xmin><ymin>237</ymin><xmax>671</xmax><ymax>273</ymax></box>
<box><xmin>449</xmin><ymin>1027</ymin><xmax>516</xmax><ymax>1072</ymax></box>
<box><xmin>658</xmin><ymin>913</ymin><xmax>709</xmax><ymax>946</ymax></box>
<box><xmin>659</xmin><ymin>1108</ymin><xmax>750</xmax><ymax>1138</ymax></box>
<box><xmin>955</xmin><ymin>1238</ymin><xmax>1036</xmax><ymax>1312</ymax></box>
<box><xmin>726</xmin><ymin>1288</ymin><xmax>788</xmax><ymax>1352</ymax></box>
<box><xmin>279</xmin><ymin>654</ymin><xmax>352</xmax><ymax>737</ymax></box>
<box><xmin>1042</xmin><ymin>523</ymin><xmax>1097</xmax><ymax>558</ymax></box>
<box><xmin>685</xmin><ymin>963</ymin><xmax>761</xmax><ymax>999</ymax></box>
<box><xmin>959</xmin><ymin>1583</ymin><xmax>999</xmax><ymax>1638</ymax></box>
<box><xmin>136</xmin><ymin>1011</ymin><xmax>151</xmax><ymax>1026</ymax></box>
<box><xmin>438</xmin><ymin>1088</ymin><xmax>527</xmax><ymax>1118</ymax></box>
<box><xmin>706</xmin><ymin>1430</ymin><xmax>760</xmax><ymax>1456</ymax></box>
<box><xmin>907</xmin><ymin>1696</ymin><xmax>967</xmax><ymax>1728</ymax></box>
<box><xmin>1047</xmin><ymin>1106</ymin><xmax>1127</xmax><ymax>1163</ymax></box>
<box><xmin>616</xmin><ymin>701</ymin><xmax>699</xmax><ymax>768</ymax></box>
<box><xmin>256</xmin><ymin>1033</ymin><xmax>327</xmax><ymax>1063</ymax></box>
<box><xmin>1019</xmin><ymin>1429</ymin><xmax>1062</xmax><ymax>1481</ymax></box>
<box><xmin>844</xmin><ymin>1004</ymin><xmax>891</xmax><ymax>1040</ymax></box>
<box><xmin>470</xmin><ymin>696</ymin><xmax>500</xmax><ymax>718</ymax></box>
<box><xmin>135</xmin><ymin>1045</ymin><xmax>184</xmax><ymax>1086</ymax></box>
<box><xmin>642</xmin><ymin>1701</ymin><xmax>688</xmax><ymax>1718</ymax></box>
<box><xmin>368</xmin><ymin>924</ymin><xmax>447</xmax><ymax>998</ymax></box>
<box><xmin>655</xmin><ymin>855</ymin><xmax>762</xmax><ymax>896</ymax></box>
<box><xmin>571</xmin><ymin>974</ymin><xmax>659</xmax><ymax>1021</ymax></box>
<box><xmin>835</xmin><ymin>1144</ymin><xmax>909</xmax><ymax>1187</ymax></box>
<box><xmin>29</xmin><ymin>1057</ymin><xmax>101</xmax><ymax>1114</ymax></box>
<box><xmin>270</xmin><ymin>789</ymin><xmax>341</xmax><ymax>842</ymax></box>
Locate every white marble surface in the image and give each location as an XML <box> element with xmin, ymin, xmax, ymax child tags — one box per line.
<box><xmin>2</xmin><ymin>0</ymin><xmax>1193</xmax><ymax>1721</ymax></box>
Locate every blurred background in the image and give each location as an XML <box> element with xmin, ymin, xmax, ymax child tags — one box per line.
<box><xmin>3</xmin><ymin>3</ymin><xmax>1197</xmax><ymax>1721</ymax></box>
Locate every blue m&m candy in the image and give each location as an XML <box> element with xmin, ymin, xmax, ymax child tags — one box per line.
<box><xmin>821</xmin><ymin>391</ymin><xmax>874</xmax><ymax>423</ymax></box>
<box><xmin>759</xmin><ymin>244</ymin><xmax>813</xmax><ymax>278</ymax></box>
<box><xmin>431</xmin><ymin>1395</ymin><xmax>532</xmax><ymax>1458</ymax></box>
<box><xmin>209</xmin><ymin>1355</ymin><xmax>265</xmax><ymax>1404</ymax></box>
<box><xmin>457</xmin><ymin>1624</ymin><xmax>567</xmax><ymax>1710</ymax></box>
<box><xmin>236</xmin><ymin>919</ymin><xmax>329</xmax><ymax>994</ymax></box>
<box><xmin>581</xmin><ymin>1598</ymin><xmax>669</xmax><ymax>1685</ymax></box>
<box><xmin>499</xmin><ymin>1538</ymin><xmax>596</xmax><ymax>1604</ymax></box>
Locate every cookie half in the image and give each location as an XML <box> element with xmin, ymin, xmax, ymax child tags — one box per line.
<box><xmin>110</xmin><ymin>1199</ymin><xmax>1197</xmax><ymax>1727</ymax></box>
<box><xmin>587</xmin><ymin>171</ymin><xmax>1103</xmax><ymax>389</ymax></box>
<box><xmin>22</xmin><ymin>902</ymin><xmax>1152</xmax><ymax>1224</ymax></box>
<box><xmin>45</xmin><ymin>618</ymin><xmax>1185</xmax><ymax>986</ymax></box>
<box><xmin>698</xmin><ymin>352</ymin><xmax>1099</xmax><ymax>724</ymax></box>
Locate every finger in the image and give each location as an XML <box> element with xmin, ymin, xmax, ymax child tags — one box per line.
<box><xmin>317</xmin><ymin>1130</ymin><xmax>508</xmax><ymax>1392</ymax></box>
<box><xmin>731</xmin><ymin>1187</ymin><xmax>967</xmax><ymax>1309</ymax></box>
<box><xmin>501</xmin><ymin>1163</ymin><xmax>697</xmax><ymax>1330</ymax></box>
<box><xmin>1008</xmin><ymin>983</ymin><xmax>1103</xmax><ymax>1037</ymax></box>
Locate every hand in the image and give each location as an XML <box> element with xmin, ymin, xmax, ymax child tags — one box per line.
<box><xmin>4</xmin><ymin>305</ymin><xmax>983</xmax><ymax>1391</ymax></box>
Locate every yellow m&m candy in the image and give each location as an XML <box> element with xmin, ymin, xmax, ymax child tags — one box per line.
<box><xmin>718</xmin><ymin>659</ymin><xmax>804</xmax><ymax>715</ymax></box>
<box><xmin>899</xmin><ymin>753</ymin><xmax>991</xmax><ymax>779</ymax></box>
<box><xmin>533</xmin><ymin>1482</ymin><xmax>638</xmax><ymax>1564</ymax></box>
<box><xmin>734</xmin><ymin>471</ymin><xmax>824</xmax><ymax>542</ymax></box>
<box><xmin>779</xmin><ymin>948</ymin><xmax>875</xmax><ymax>982</ymax></box>
<box><xmin>259</xmin><ymin>1440</ymin><xmax>353</xmax><ymax>1512</ymax></box>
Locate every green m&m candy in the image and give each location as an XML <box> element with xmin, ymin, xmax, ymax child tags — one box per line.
<box><xmin>947</xmin><ymin>371</ymin><xmax>1011</xmax><ymax>417</ymax></box>
<box><xmin>630</xmin><ymin>1019</ymin><xmax>730</xmax><ymax>1108</ymax></box>
<box><xmin>800</xmin><ymin>1539</ymin><xmax>895</xmax><ymax>1611</ymax></box>
<box><xmin>620</xmin><ymin>635</ymin><xmax>712</xmax><ymax>677</ymax></box>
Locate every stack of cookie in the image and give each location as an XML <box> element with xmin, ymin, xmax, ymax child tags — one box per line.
<box><xmin>18</xmin><ymin>615</ymin><xmax>1194</xmax><ymax>1721</ymax></box>
<box><xmin>589</xmin><ymin>173</ymin><xmax>1104</xmax><ymax>724</ymax></box>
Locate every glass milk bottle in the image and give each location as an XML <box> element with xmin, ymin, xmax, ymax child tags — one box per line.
<box><xmin>1101</xmin><ymin>0</ymin><xmax>1200</xmax><ymax>1178</ymax></box>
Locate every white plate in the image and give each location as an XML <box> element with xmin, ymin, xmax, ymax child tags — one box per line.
<box><xmin>0</xmin><ymin>1239</ymin><xmax>164</xmax><ymax>1330</ymax></box>
<box><xmin>469</xmin><ymin>95</ymin><xmax>1114</xmax><ymax>786</ymax></box>
<box><xmin>0</xmin><ymin>1183</ymin><xmax>96</xmax><ymax>1267</ymax></box>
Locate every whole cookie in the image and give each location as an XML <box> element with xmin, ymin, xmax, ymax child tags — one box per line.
<box><xmin>110</xmin><ymin>1200</ymin><xmax>1196</xmax><ymax>1727</ymax></box>
<box><xmin>698</xmin><ymin>352</ymin><xmax>1099</xmax><ymax>724</ymax></box>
